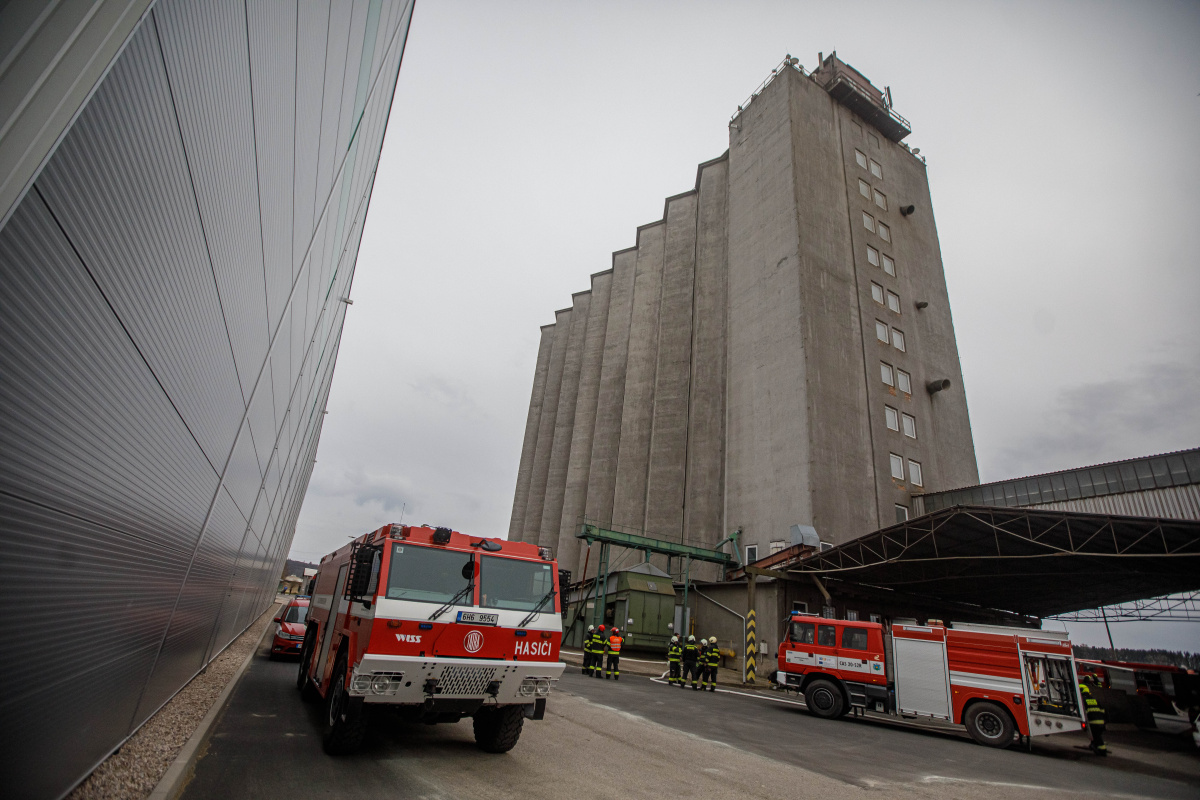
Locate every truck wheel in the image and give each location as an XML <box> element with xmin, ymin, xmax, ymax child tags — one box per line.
<box><xmin>322</xmin><ymin>654</ymin><xmax>367</xmax><ymax>755</ymax></box>
<box><xmin>473</xmin><ymin>706</ymin><xmax>524</xmax><ymax>753</ymax></box>
<box><xmin>296</xmin><ymin>629</ymin><xmax>319</xmax><ymax>702</ymax></box>
<box><xmin>964</xmin><ymin>701</ymin><xmax>1015</xmax><ymax>748</ymax></box>
<box><xmin>804</xmin><ymin>679</ymin><xmax>844</xmax><ymax>720</ymax></box>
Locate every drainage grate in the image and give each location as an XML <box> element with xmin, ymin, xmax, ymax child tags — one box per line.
<box><xmin>437</xmin><ymin>665</ymin><xmax>498</xmax><ymax>696</ymax></box>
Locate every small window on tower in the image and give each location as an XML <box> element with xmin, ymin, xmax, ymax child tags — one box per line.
<box><xmin>881</xmin><ymin>362</ymin><xmax>895</xmax><ymax>387</ymax></box>
<box><xmin>891</xmin><ymin>329</ymin><xmax>906</xmax><ymax>352</ymax></box>
<box><xmin>896</xmin><ymin>369</ymin><xmax>912</xmax><ymax>394</ymax></box>
<box><xmin>887</xmin><ymin>291</ymin><xmax>901</xmax><ymax>314</ymax></box>
<box><xmin>882</xmin><ymin>254</ymin><xmax>896</xmax><ymax>276</ymax></box>
<box><xmin>877</xmin><ymin>222</ymin><xmax>891</xmax><ymax>242</ymax></box>
<box><xmin>895</xmin><ymin>504</ymin><xmax>910</xmax><ymax>523</ymax></box>
<box><xmin>863</xmin><ymin>212</ymin><xmax>876</xmax><ymax>233</ymax></box>
<box><xmin>885</xmin><ymin>406</ymin><xmax>899</xmax><ymax>431</ymax></box>
<box><xmin>874</xmin><ymin>190</ymin><xmax>887</xmax><ymax>211</ymax></box>
<box><xmin>859</xmin><ymin>179</ymin><xmax>871</xmax><ymax>199</ymax></box>
<box><xmin>855</xmin><ymin>149</ymin><xmax>868</xmax><ymax>169</ymax></box>
<box><xmin>871</xmin><ymin>283</ymin><xmax>885</xmax><ymax>305</ymax></box>
<box><xmin>890</xmin><ymin>453</ymin><xmax>905</xmax><ymax>480</ymax></box>
<box><xmin>875</xmin><ymin>320</ymin><xmax>890</xmax><ymax>343</ymax></box>
<box><xmin>867</xmin><ymin>246</ymin><xmax>880</xmax><ymax>267</ymax></box>
<box><xmin>868</xmin><ymin>131</ymin><xmax>880</xmax><ymax>149</ymax></box>
<box><xmin>851</xmin><ymin>120</ymin><xmax>863</xmax><ymax>138</ymax></box>
<box><xmin>745</xmin><ymin>544</ymin><xmax>758</xmax><ymax>564</ymax></box>
<box><xmin>902</xmin><ymin>413</ymin><xmax>916</xmax><ymax>439</ymax></box>
<box><xmin>908</xmin><ymin>460</ymin><xmax>924</xmax><ymax>487</ymax></box>
<box><xmin>870</xmin><ymin>159</ymin><xmax>883</xmax><ymax>179</ymax></box>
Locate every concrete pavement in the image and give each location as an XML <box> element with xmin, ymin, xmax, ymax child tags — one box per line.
<box><xmin>180</xmin><ymin>642</ymin><xmax>1198</xmax><ymax>800</ymax></box>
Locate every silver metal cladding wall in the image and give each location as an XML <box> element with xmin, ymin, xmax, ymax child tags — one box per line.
<box><xmin>0</xmin><ymin>1</ymin><xmax>414</xmax><ymax>797</ymax></box>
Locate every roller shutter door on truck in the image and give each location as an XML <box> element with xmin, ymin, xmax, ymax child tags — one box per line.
<box><xmin>892</xmin><ymin>636</ymin><xmax>951</xmax><ymax>719</ymax></box>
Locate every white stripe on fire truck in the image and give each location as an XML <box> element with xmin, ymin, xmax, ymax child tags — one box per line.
<box><xmin>948</xmin><ymin>671</ymin><xmax>1023</xmax><ymax>695</ymax></box>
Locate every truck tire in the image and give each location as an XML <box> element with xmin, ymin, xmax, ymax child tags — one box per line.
<box><xmin>804</xmin><ymin>679</ymin><xmax>844</xmax><ymax>720</ymax></box>
<box><xmin>964</xmin><ymin>701</ymin><xmax>1015</xmax><ymax>748</ymax></box>
<box><xmin>296</xmin><ymin>629</ymin><xmax>319</xmax><ymax>702</ymax></box>
<box><xmin>473</xmin><ymin>706</ymin><xmax>524</xmax><ymax>753</ymax></box>
<box><xmin>322</xmin><ymin>654</ymin><xmax>367</xmax><ymax>755</ymax></box>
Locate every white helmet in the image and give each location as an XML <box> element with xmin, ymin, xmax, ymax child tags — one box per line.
<box><xmin>588</xmin><ymin>624</ymin><xmax>595</xmax><ymax>631</ymax></box>
<box><xmin>688</xmin><ymin>635</ymin><xmax>695</xmax><ymax>642</ymax></box>
<box><xmin>671</xmin><ymin>634</ymin><xmax>679</xmax><ymax>642</ymax></box>
<box><xmin>709</xmin><ymin>636</ymin><xmax>717</xmax><ymax>644</ymax></box>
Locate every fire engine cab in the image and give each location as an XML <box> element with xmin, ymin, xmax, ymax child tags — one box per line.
<box><xmin>298</xmin><ymin>523</ymin><xmax>564</xmax><ymax>754</ymax></box>
<box><xmin>773</xmin><ymin>614</ymin><xmax>1087</xmax><ymax>748</ymax></box>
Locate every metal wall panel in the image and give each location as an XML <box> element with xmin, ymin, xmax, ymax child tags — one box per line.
<box><xmin>155</xmin><ymin>0</ymin><xmax>271</xmax><ymax>400</ymax></box>
<box><xmin>0</xmin><ymin>0</ymin><xmax>412</xmax><ymax>794</ymax></box>
<box><xmin>36</xmin><ymin>23</ymin><xmax>246</xmax><ymax>469</ymax></box>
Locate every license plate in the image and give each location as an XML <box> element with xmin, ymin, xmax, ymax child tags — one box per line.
<box><xmin>456</xmin><ymin>610</ymin><xmax>498</xmax><ymax>626</ymax></box>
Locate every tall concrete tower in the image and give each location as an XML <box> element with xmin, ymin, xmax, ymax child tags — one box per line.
<box><xmin>510</xmin><ymin>53</ymin><xmax>978</xmax><ymax>578</ymax></box>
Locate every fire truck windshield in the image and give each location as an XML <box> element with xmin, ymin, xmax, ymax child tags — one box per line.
<box><xmin>478</xmin><ymin>555</ymin><xmax>554</xmax><ymax>611</ymax></box>
<box><xmin>385</xmin><ymin>544</ymin><xmax>473</xmax><ymax>604</ymax></box>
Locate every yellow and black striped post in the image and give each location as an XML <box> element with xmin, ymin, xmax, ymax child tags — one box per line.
<box><xmin>745</xmin><ymin>572</ymin><xmax>757</xmax><ymax>683</ymax></box>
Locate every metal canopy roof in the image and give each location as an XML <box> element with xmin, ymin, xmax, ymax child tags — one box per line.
<box><xmin>789</xmin><ymin>506</ymin><xmax>1200</xmax><ymax>619</ymax></box>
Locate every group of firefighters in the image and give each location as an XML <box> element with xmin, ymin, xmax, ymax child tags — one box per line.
<box><xmin>581</xmin><ymin>624</ymin><xmax>624</xmax><ymax>679</ymax></box>
<box><xmin>579</xmin><ymin>625</ymin><xmax>723</xmax><ymax>691</ymax></box>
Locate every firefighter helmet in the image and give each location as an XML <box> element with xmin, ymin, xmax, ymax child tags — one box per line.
<box><xmin>671</xmin><ymin>634</ymin><xmax>679</xmax><ymax>642</ymax></box>
<box><xmin>587</xmin><ymin>624</ymin><xmax>595</xmax><ymax>631</ymax></box>
<box><xmin>598</xmin><ymin>624</ymin><xmax>606</xmax><ymax>632</ymax></box>
<box><xmin>688</xmin><ymin>635</ymin><xmax>695</xmax><ymax>642</ymax></box>
<box><xmin>709</xmin><ymin>637</ymin><xmax>717</xmax><ymax>644</ymax></box>
<box><xmin>611</xmin><ymin>628</ymin><xmax>619</xmax><ymax>635</ymax></box>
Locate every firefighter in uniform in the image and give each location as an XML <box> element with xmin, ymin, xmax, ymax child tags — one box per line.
<box><xmin>581</xmin><ymin>624</ymin><xmax>595</xmax><ymax>675</ymax></box>
<box><xmin>588</xmin><ymin>625</ymin><xmax>606</xmax><ymax>677</ymax></box>
<box><xmin>1079</xmin><ymin>675</ymin><xmax>1108</xmax><ymax>756</ymax></box>
<box><xmin>666</xmin><ymin>635</ymin><xmax>682</xmax><ymax>685</ymax></box>
<box><xmin>682</xmin><ymin>635</ymin><xmax>701</xmax><ymax>690</ymax></box>
<box><xmin>703</xmin><ymin>636</ymin><xmax>720</xmax><ymax>691</ymax></box>
<box><xmin>605</xmin><ymin>627</ymin><xmax>623</xmax><ymax>679</ymax></box>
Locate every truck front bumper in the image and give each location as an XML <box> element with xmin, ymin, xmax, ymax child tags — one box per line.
<box><xmin>349</xmin><ymin>654</ymin><xmax>565</xmax><ymax>705</ymax></box>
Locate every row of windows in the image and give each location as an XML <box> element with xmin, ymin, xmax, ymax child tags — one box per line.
<box><xmin>871</xmin><ymin>282</ymin><xmax>901</xmax><ymax>314</ymax></box>
<box><xmin>854</xmin><ymin>147</ymin><xmax>882</xmax><ymax>178</ymax></box>
<box><xmin>889</xmin><ymin>453</ymin><xmax>923</xmax><ymax>486</ymax></box>
<box><xmin>880</xmin><ymin>361</ymin><xmax>911</xmax><ymax>393</ymax></box>
<box><xmin>857</xmin><ymin>179</ymin><xmax>887</xmax><ymax>211</ymax></box>
<box><xmin>884</xmin><ymin>406</ymin><xmax>916</xmax><ymax>438</ymax></box>
<box><xmin>862</xmin><ymin>212</ymin><xmax>891</xmax><ymax>242</ymax></box>
<box><xmin>866</xmin><ymin>246</ymin><xmax>896</xmax><ymax>277</ymax></box>
<box><xmin>875</xmin><ymin>320</ymin><xmax>905</xmax><ymax>352</ymax></box>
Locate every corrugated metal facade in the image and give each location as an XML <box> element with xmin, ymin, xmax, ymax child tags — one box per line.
<box><xmin>0</xmin><ymin>2</ymin><xmax>414</xmax><ymax>797</ymax></box>
<box><xmin>915</xmin><ymin>448</ymin><xmax>1200</xmax><ymax>522</ymax></box>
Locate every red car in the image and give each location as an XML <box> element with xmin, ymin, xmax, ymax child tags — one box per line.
<box><xmin>271</xmin><ymin>597</ymin><xmax>310</xmax><ymax>659</ymax></box>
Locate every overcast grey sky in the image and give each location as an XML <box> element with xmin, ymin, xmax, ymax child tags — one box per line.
<box><xmin>290</xmin><ymin>1</ymin><xmax>1200</xmax><ymax>649</ymax></box>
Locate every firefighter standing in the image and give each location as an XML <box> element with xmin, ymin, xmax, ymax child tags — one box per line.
<box><xmin>605</xmin><ymin>627</ymin><xmax>623</xmax><ymax>679</ymax></box>
<box><xmin>1079</xmin><ymin>675</ymin><xmax>1108</xmax><ymax>756</ymax></box>
<box><xmin>588</xmin><ymin>625</ymin><xmax>607</xmax><ymax>677</ymax></box>
<box><xmin>703</xmin><ymin>636</ymin><xmax>720</xmax><ymax>691</ymax></box>
<box><xmin>682</xmin><ymin>634</ymin><xmax>701</xmax><ymax>690</ymax></box>
<box><xmin>666</xmin><ymin>635</ymin><xmax>682</xmax><ymax>685</ymax></box>
<box><xmin>581</xmin><ymin>624</ymin><xmax>595</xmax><ymax>675</ymax></box>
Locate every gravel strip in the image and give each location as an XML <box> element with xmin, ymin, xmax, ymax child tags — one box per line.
<box><xmin>67</xmin><ymin>601</ymin><xmax>284</xmax><ymax>800</ymax></box>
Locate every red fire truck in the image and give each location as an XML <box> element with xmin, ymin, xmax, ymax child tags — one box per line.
<box><xmin>772</xmin><ymin>615</ymin><xmax>1087</xmax><ymax>747</ymax></box>
<box><xmin>298</xmin><ymin>523</ymin><xmax>564</xmax><ymax>754</ymax></box>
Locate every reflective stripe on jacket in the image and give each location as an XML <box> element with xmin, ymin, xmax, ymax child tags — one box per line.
<box><xmin>667</xmin><ymin>643</ymin><xmax>681</xmax><ymax>662</ymax></box>
<box><xmin>682</xmin><ymin>643</ymin><xmax>699</xmax><ymax>661</ymax></box>
<box><xmin>705</xmin><ymin>647</ymin><xmax>721</xmax><ymax>667</ymax></box>
<box><xmin>606</xmin><ymin>635</ymin><xmax>623</xmax><ymax>653</ymax></box>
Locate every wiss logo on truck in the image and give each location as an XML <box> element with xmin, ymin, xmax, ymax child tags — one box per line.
<box><xmin>298</xmin><ymin>524</ymin><xmax>564</xmax><ymax>755</ymax></box>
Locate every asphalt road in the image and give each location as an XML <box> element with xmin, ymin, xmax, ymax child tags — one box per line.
<box><xmin>181</xmin><ymin>641</ymin><xmax>1198</xmax><ymax>800</ymax></box>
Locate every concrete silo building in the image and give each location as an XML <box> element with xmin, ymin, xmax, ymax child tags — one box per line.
<box><xmin>509</xmin><ymin>53</ymin><xmax>979</xmax><ymax>579</ymax></box>
<box><xmin>0</xmin><ymin>1</ymin><xmax>413</xmax><ymax>797</ymax></box>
